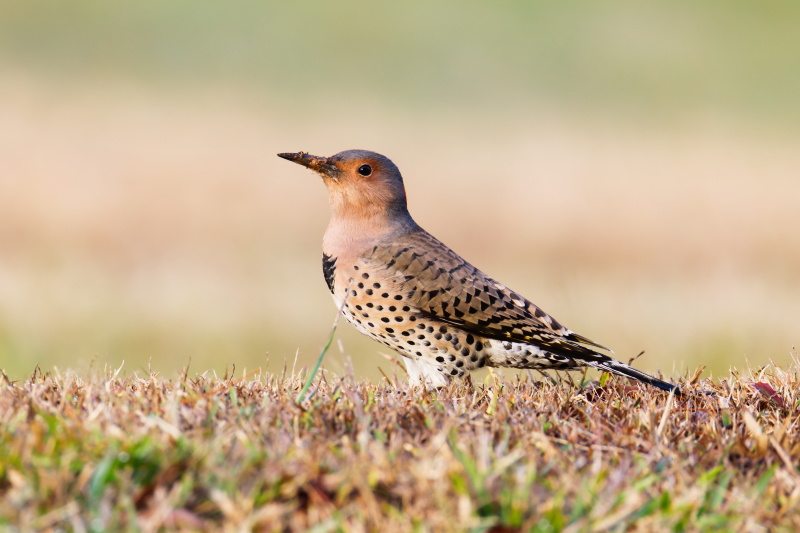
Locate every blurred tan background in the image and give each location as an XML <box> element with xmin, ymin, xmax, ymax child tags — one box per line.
<box><xmin>1</xmin><ymin>1</ymin><xmax>799</xmax><ymax>382</ymax></box>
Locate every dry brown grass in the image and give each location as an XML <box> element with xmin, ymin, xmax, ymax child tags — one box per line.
<box><xmin>2</xmin><ymin>353</ymin><xmax>800</xmax><ymax>532</ymax></box>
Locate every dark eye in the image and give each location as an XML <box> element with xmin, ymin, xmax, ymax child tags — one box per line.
<box><xmin>357</xmin><ymin>164</ymin><xmax>372</xmax><ymax>176</ymax></box>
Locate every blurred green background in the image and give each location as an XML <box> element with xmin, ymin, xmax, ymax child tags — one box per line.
<box><xmin>1</xmin><ymin>0</ymin><xmax>798</xmax><ymax>382</ymax></box>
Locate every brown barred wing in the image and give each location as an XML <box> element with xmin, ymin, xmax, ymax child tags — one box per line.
<box><xmin>363</xmin><ymin>229</ymin><xmax>610</xmax><ymax>362</ymax></box>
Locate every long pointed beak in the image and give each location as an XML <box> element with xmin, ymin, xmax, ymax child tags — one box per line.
<box><xmin>277</xmin><ymin>152</ymin><xmax>340</xmax><ymax>177</ymax></box>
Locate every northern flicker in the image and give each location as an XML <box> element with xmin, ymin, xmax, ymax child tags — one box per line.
<box><xmin>278</xmin><ymin>150</ymin><xmax>677</xmax><ymax>393</ymax></box>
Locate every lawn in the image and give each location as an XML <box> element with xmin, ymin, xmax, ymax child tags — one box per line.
<box><xmin>2</xmin><ymin>352</ymin><xmax>799</xmax><ymax>532</ymax></box>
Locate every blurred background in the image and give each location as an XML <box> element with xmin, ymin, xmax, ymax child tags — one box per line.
<box><xmin>1</xmin><ymin>1</ymin><xmax>799</xmax><ymax>382</ymax></box>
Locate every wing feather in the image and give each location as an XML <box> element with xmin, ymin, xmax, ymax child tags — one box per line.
<box><xmin>364</xmin><ymin>229</ymin><xmax>609</xmax><ymax>360</ymax></box>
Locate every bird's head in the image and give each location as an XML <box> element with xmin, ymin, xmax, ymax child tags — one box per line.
<box><xmin>278</xmin><ymin>150</ymin><xmax>409</xmax><ymax>222</ymax></box>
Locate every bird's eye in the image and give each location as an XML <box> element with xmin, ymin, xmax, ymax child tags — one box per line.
<box><xmin>357</xmin><ymin>164</ymin><xmax>372</xmax><ymax>176</ymax></box>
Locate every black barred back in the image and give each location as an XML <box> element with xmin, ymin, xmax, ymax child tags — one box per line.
<box><xmin>322</xmin><ymin>253</ymin><xmax>337</xmax><ymax>293</ymax></box>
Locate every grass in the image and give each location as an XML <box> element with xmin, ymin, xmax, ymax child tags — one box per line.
<box><xmin>2</xmin><ymin>351</ymin><xmax>800</xmax><ymax>532</ymax></box>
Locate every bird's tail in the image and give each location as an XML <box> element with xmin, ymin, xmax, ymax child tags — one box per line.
<box><xmin>587</xmin><ymin>358</ymin><xmax>680</xmax><ymax>395</ymax></box>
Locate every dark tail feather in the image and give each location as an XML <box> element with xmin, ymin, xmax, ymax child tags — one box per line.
<box><xmin>590</xmin><ymin>359</ymin><xmax>681</xmax><ymax>395</ymax></box>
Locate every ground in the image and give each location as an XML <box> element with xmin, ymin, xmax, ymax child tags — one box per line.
<box><xmin>1</xmin><ymin>355</ymin><xmax>799</xmax><ymax>532</ymax></box>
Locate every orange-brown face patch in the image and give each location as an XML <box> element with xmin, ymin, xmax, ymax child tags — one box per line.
<box><xmin>335</xmin><ymin>158</ymin><xmax>383</xmax><ymax>181</ymax></box>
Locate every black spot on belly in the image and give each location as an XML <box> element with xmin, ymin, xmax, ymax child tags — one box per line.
<box><xmin>322</xmin><ymin>254</ymin><xmax>337</xmax><ymax>292</ymax></box>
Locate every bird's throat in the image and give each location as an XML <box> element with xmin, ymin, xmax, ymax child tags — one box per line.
<box><xmin>322</xmin><ymin>210</ymin><xmax>418</xmax><ymax>265</ymax></box>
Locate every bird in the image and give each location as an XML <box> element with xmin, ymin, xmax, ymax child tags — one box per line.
<box><xmin>278</xmin><ymin>149</ymin><xmax>678</xmax><ymax>393</ymax></box>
